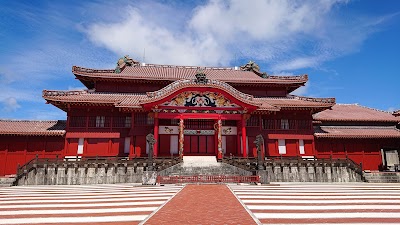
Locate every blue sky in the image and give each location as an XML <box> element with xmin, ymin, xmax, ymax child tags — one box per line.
<box><xmin>0</xmin><ymin>0</ymin><xmax>399</xmax><ymax>120</ymax></box>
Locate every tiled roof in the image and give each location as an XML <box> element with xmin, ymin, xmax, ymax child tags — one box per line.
<box><xmin>72</xmin><ymin>65</ymin><xmax>308</xmax><ymax>85</ymax></box>
<box><xmin>0</xmin><ymin>120</ymin><xmax>66</xmax><ymax>136</ymax></box>
<box><xmin>43</xmin><ymin>90</ymin><xmax>334</xmax><ymax>111</ymax></box>
<box><xmin>313</xmin><ymin>104</ymin><xmax>400</xmax><ymax>122</ymax></box>
<box><xmin>394</xmin><ymin>110</ymin><xmax>400</xmax><ymax>117</ymax></box>
<box><xmin>255</xmin><ymin>95</ymin><xmax>335</xmax><ymax>109</ymax></box>
<box><xmin>314</xmin><ymin>126</ymin><xmax>400</xmax><ymax>139</ymax></box>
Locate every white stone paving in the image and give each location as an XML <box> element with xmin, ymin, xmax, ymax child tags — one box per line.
<box><xmin>0</xmin><ymin>183</ymin><xmax>183</xmax><ymax>224</ymax></box>
<box><xmin>230</xmin><ymin>183</ymin><xmax>400</xmax><ymax>225</ymax></box>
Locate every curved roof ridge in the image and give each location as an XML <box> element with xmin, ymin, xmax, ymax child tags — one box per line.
<box><xmin>319</xmin><ymin>125</ymin><xmax>398</xmax><ymax>129</ymax></box>
<box><xmin>356</xmin><ymin>104</ymin><xmax>394</xmax><ymax>115</ymax></box>
<box><xmin>336</xmin><ymin>103</ymin><xmax>359</xmax><ymax>105</ymax></box>
<box><xmin>43</xmin><ymin>89</ymin><xmax>88</xmax><ymax>97</ymax></box>
<box><xmin>288</xmin><ymin>94</ymin><xmax>336</xmax><ymax>104</ymax></box>
<box><xmin>0</xmin><ymin>119</ymin><xmax>66</xmax><ymax>123</ymax></box>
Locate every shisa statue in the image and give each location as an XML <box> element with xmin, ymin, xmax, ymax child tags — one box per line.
<box><xmin>115</xmin><ymin>55</ymin><xmax>139</xmax><ymax>73</ymax></box>
<box><xmin>240</xmin><ymin>61</ymin><xmax>268</xmax><ymax>78</ymax></box>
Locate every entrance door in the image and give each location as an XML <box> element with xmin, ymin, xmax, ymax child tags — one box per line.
<box><xmin>183</xmin><ymin>135</ymin><xmax>215</xmax><ymax>155</ymax></box>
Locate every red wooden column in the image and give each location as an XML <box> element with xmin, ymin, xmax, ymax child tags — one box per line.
<box><xmin>241</xmin><ymin>115</ymin><xmax>247</xmax><ymax>158</ymax></box>
<box><xmin>217</xmin><ymin>118</ymin><xmax>222</xmax><ymax>160</ymax></box>
<box><xmin>179</xmin><ymin>116</ymin><xmax>184</xmax><ymax>158</ymax></box>
<box><xmin>153</xmin><ymin>113</ymin><xmax>159</xmax><ymax>158</ymax></box>
<box><xmin>129</xmin><ymin>112</ymin><xmax>135</xmax><ymax>158</ymax></box>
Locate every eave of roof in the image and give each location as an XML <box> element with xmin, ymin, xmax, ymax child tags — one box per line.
<box><xmin>43</xmin><ymin>89</ymin><xmax>335</xmax><ymax>113</ymax></box>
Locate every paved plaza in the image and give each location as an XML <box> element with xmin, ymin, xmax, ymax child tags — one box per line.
<box><xmin>1</xmin><ymin>183</ymin><xmax>400</xmax><ymax>224</ymax></box>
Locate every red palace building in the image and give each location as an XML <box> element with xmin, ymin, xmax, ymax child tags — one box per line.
<box><xmin>0</xmin><ymin>57</ymin><xmax>399</xmax><ymax>176</ymax></box>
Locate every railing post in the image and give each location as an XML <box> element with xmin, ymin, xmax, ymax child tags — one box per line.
<box><xmin>359</xmin><ymin>162</ymin><xmax>363</xmax><ymax>171</ymax></box>
<box><xmin>35</xmin><ymin>154</ymin><xmax>38</xmax><ymax>163</ymax></box>
<box><xmin>16</xmin><ymin>163</ymin><xmax>20</xmax><ymax>175</ymax></box>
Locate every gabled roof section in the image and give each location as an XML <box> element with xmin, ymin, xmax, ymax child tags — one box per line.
<box><xmin>0</xmin><ymin>120</ymin><xmax>66</xmax><ymax>136</ymax></box>
<box><xmin>72</xmin><ymin>59</ymin><xmax>308</xmax><ymax>89</ymax></box>
<box><xmin>313</xmin><ymin>104</ymin><xmax>400</xmax><ymax>122</ymax></box>
<box><xmin>141</xmin><ymin>78</ymin><xmax>260</xmax><ymax>107</ymax></box>
<box><xmin>314</xmin><ymin>126</ymin><xmax>400</xmax><ymax>139</ymax></box>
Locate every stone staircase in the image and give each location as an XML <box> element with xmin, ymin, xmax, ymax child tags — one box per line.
<box><xmin>0</xmin><ymin>176</ymin><xmax>16</xmax><ymax>187</ymax></box>
<box><xmin>158</xmin><ymin>156</ymin><xmax>253</xmax><ymax>177</ymax></box>
<box><xmin>363</xmin><ymin>172</ymin><xmax>400</xmax><ymax>183</ymax></box>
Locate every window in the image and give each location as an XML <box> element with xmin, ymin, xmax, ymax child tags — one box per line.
<box><xmin>134</xmin><ymin>113</ymin><xmax>154</xmax><ymax>126</ymax></box>
<box><xmin>96</xmin><ymin>116</ymin><xmax>105</xmax><ymax>127</ymax></box>
<box><xmin>278</xmin><ymin>139</ymin><xmax>286</xmax><ymax>154</ymax></box>
<box><xmin>125</xmin><ymin>117</ymin><xmax>131</xmax><ymax>128</ymax></box>
<box><xmin>298</xmin><ymin>120</ymin><xmax>311</xmax><ymax>130</ymax></box>
<box><xmin>246</xmin><ymin>116</ymin><xmax>259</xmax><ymax>127</ymax></box>
<box><xmin>69</xmin><ymin>116</ymin><xmax>86</xmax><ymax>127</ymax></box>
<box><xmin>280</xmin><ymin>119</ymin><xmax>289</xmax><ymax>130</ymax></box>
<box><xmin>262</xmin><ymin>119</ymin><xmax>276</xmax><ymax>130</ymax></box>
<box><xmin>299</xmin><ymin>139</ymin><xmax>305</xmax><ymax>154</ymax></box>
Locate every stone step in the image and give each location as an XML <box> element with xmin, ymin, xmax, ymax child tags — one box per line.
<box><xmin>363</xmin><ymin>172</ymin><xmax>400</xmax><ymax>183</ymax></box>
<box><xmin>182</xmin><ymin>156</ymin><xmax>219</xmax><ymax>167</ymax></box>
<box><xmin>0</xmin><ymin>177</ymin><xmax>16</xmax><ymax>187</ymax></box>
<box><xmin>159</xmin><ymin>161</ymin><xmax>253</xmax><ymax>178</ymax></box>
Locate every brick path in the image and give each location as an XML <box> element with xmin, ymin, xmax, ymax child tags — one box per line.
<box><xmin>144</xmin><ymin>184</ymin><xmax>257</xmax><ymax>225</ymax></box>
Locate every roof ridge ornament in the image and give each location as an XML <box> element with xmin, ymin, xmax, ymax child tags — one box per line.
<box><xmin>195</xmin><ymin>69</ymin><xmax>208</xmax><ymax>84</ymax></box>
<box><xmin>240</xmin><ymin>61</ymin><xmax>268</xmax><ymax>78</ymax></box>
<box><xmin>115</xmin><ymin>55</ymin><xmax>140</xmax><ymax>73</ymax></box>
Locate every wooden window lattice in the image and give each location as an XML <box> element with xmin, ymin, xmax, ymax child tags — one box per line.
<box><xmin>69</xmin><ymin>116</ymin><xmax>86</xmax><ymax>128</ymax></box>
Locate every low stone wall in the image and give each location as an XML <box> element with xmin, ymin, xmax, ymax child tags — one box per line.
<box><xmin>15</xmin><ymin>164</ymin><xmax>157</xmax><ymax>186</ymax></box>
<box><xmin>258</xmin><ymin>164</ymin><xmax>363</xmax><ymax>183</ymax></box>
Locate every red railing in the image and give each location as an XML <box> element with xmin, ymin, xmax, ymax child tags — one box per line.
<box><xmin>157</xmin><ymin>175</ymin><xmax>260</xmax><ymax>184</ymax></box>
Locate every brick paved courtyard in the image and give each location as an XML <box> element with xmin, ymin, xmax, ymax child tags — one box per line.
<box><xmin>1</xmin><ymin>183</ymin><xmax>400</xmax><ymax>224</ymax></box>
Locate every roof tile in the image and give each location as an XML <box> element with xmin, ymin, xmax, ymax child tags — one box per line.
<box><xmin>313</xmin><ymin>104</ymin><xmax>400</xmax><ymax>122</ymax></box>
<box><xmin>0</xmin><ymin>120</ymin><xmax>66</xmax><ymax>136</ymax></box>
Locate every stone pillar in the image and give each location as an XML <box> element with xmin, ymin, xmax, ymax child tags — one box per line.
<box><xmin>217</xmin><ymin>118</ymin><xmax>223</xmax><ymax>160</ymax></box>
<box><xmin>153</xmin><ymin>114</ymin><xmax>159</xmax><ymax>157</ymax></box>
<box><xmin>241</xmin><ymin>115</ymin><xmax>247</xmax><ymax>158</ymax></box>
<box><xmin>254</xmin><ymin>134</ymin><xmax>264</xmax><ymax>170</ymax></box>
<box><xmin>146</xmin><ymin>133</ymin><xmax>156</xmax><ymax>171</ymax></box>
<box><xmin>179</xmin><ymin>118</ymin><xmax>184</xmax><ymax>158</ymax></box>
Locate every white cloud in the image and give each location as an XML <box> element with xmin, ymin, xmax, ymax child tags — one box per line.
<box><xmin>291</xmin><ymin>82</ymin><xmax>310</xmax><ymax>96</ymax></box>
<box><xmin>2</xmin><ymin>97</ymin><xmax>21</xmax><ymax>112</ymax></box>
<box><xmin>83</xmin><ymin>0</ymin><xmax>390</xmax><ymax>72</ymax></box>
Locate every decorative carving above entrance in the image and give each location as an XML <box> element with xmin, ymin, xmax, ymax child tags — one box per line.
<box><xmin>184</xmin><ymin>130</ymin><xmax>215</xmax><ymax>135</ymax></box>
<box><xmin>161</xmin><ymin>91</ymin><xmax>240</xmax><ymax>108</ymax></box>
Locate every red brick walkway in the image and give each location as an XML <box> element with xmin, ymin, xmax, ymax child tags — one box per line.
<box><xmin>144</xmin><ymin>184</ymin><xmax>257</xmax><ymax>225</ymax></box>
